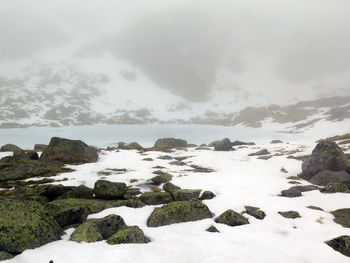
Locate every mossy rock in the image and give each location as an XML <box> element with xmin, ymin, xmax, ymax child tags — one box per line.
<box><xmin>93</xmin><ymin>180</ymin><xmax>127</xmax><ymax>199</ymax></box>
<box><xmin>323</xmin><ymin>182</ymin><xmax>350</xmax><ymax>193</ymax></box>
<box><xmin>154</xmin><ymin>138</ymin><xmax>188</xmax><ymax>149</ymax></box>
<box><xmin>0</xmin><ymin>144</ymin><xmax>23</xmax><ymax>154</ymax></box>
<box><xmin>0</xmin><ymin>251</ymin><xmax>14</xmax><ymax>261</ymax></box>
<box><xmin>206</xmin><ymin>225</ymin><xmax>220</xmax><ymax>233</ymax></box>
<box><xmin>244</xmin><ymin>206</ymin><xmax>266</xmax><ymax>220</ymax></box>
<box><xmin>199</xmin><ymin>191</ymin><xmax>216</xmax><ymax>200</ymax></box>
<box><xmin>151</xmin><ymin>173</ymin><xmax>172</xmax><ymax>185</ymax></box>
<box><xmin>71</xmin><ymin>215</ymin><xmax>126</xmax><ymax>243</ymax></box>
<box><xmin>40</xmin><ymin>137</ymin><xmax>98</xmax><ymax>163</ymax></box>
<box><xmin>36</xmin><ymin>184</ymin><xmax>74</xmax><ymax>200</ymax></box>
<box><xmin>139</xmin><ymin>192</ymin><xmax>173</xmax><ymax>205</ymax></box>
<box><xmin>326</xmin><ymin>235</ymin><xmax>350</xmax><ymax>257</ymax></box>
<box><xmin>0</xmin><ymin>197</ymin><xmax>63</xmax><ymax>254</ymax></box>
<box><xmin>147</xmin><ymin>201</ymin><xmax>213</xmax><ymax>227</ymax></box>
<box><xmin>163</xmin><ymin>182</ymin><xmax>181</xmax><ymax>193</ymax></box>
<box><xmin>215</xmin><ymin>210</ymin><xmax>249</xmax><ymax>227</ymax></box>
<box><xmin>278</xmin><ymin>211</ymin><xmax>301</xmax><ymax>219</ymax></box>
<box><xmin>56</xmin><ymin>185</ymin><xmax>94</xmax><ymax>199</ymax></box>
<box><xmin>331</xmin><ymin>209</ymin><xmax>350</xmax><ymax>228</ymax></box>
<box><xmin>107</xmin><ymin>226</ymin><xmax>149</xmax><ymax>245</ymax></box>
<box><xmin>172</xmin><ymin>189</ymin><xmax>201</xmax><ymax>201</ymax></box>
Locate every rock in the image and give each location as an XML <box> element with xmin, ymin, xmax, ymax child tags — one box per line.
<box><xmin>199</xmin><ymin>191</ymin><xmax>216</xmax><ymax>200</ymax></box>
<box><xmin>309</xmin><ymin>170</ymin><xmax>350</xmax><ymax>186</ymax></box>
<box><xmin>214</xmin><ymin>138</ymin><xmax>233</xmax><ymax>151</ymax></box>
<box><xmin>169</xmin><ymin>160</ymin><xmax>186</xmax><ymax>166</ymax></box>
<box><xmin>331</xmin><ymin>209</ymin><xmax>350</xmax><ymax>228</ymax></box>
<box><xmin>172</xmin><ymin>189</ymin><xmax>201</xmax><ymax>201</ymax></box>
<box><xmin>257</xmin><ymin>155</ymin><xmax>272</xmax><ymax>160</ymax></box>
<box><xmin>142</xmin><ymin>158</ymin><xmax>154</xmax><ymax>161</ymax></box>
<box><xmin>163</xmin><ymin>182</ymin><xmax>181</xmax><ymax>193</ymax></box>
<box><xmin>157</xmin><ymin>155</ymin><xmax>173</xmax><ymax>160</ymax></box>
<box><xmin>34</xmin><ymin>144</ymin><xmax>48</xmax><ymax>151</ymax></box>
<box><xmin>71</xmin><ymin>215</ymin><xmax>126</xmax><ymax>243</ymax></box>
<box><xmin>231</xmin><ymin>140</ymin><xmax>255</xmax><ymax>146</ymax></box>
<box><xmin>249</xmin><ymin>149</ymin><xmax>270</xmax><ymax>156</ymax></box>
<box><xmin>270</xmin><ymin>140</ymin><xmax>283</xmax><ymax>144</ymax></box>
<box><xmin>280</xmin><ymin>167</ymin><xmax>288</xmax><ymax>173</ymax></box>
<box><xmin>40</xmin><ymin>137</ymin><xmax>98</xmax><ymax>163</ymax></box>
<box><xmin>208</xmin><ymin>140</ymin><xmax>221</xmax><ymax>147</ymax></box>
<box><xmin>281</xmin><ymin>188</ymin><xmax>302</xmax><ymax>198</ymax></box>
<box><xmin>206</xmin><ymin>225</ymin><xmax>220</xmax><ymax>233</ymax></box>
<box><xmin>37</xmin><ymin>184</ymin><xmax>74</xmax><ymax>201</ymax></box>
<box><xmin>323</xmin><ymin>182</ymin><xmax>350</xmax><ymax>193</ymax></box>
<box><xmin>278</xmin><ymin>211</ymin><xmax>301</xmax><ymax>219</ymax></box>
<box><xmin>139</xmin><ymin>192</ymin><xmax>173</xmax><ymax>205</ymax></box>
<box><xmin>0</xmin><ymin>144</ymin><xmax>23</xmax><ymax>154</ymax></box>
<box><xmin>307</xmin><ymin>206</ymin><xmax>324</xmax><ymax>211</ymax></box>
<box><xmin>119</xmin><ymin>142</ymin><xmax>143</xmax><ymax>151</ymax></box>
<box><xmin>150</xmin><ymin>173</ymin><xmax>172</xmax><ymax>185</ymax></box>
<box><xmin>147</xmin><ymin>201</ymin><xmax>213</xmax><ymax>227</ymax></box>
<box><xmin>93</xmin><ymin>180</ymin><xmax>127</xmax><ymax>199</ymax></box>
<box><xmin>0</xmin><ymin>251</ymin><xmax>14</xmax><ymax>260</ymax></box>
<box><xmin>326</xmin><ymin>235</ymin><xmax>350</xmax><ymax>257</ymax></box>
<box><xmin>0</xmin><ymin>197</ymin><xmax>63</xmax><ymax>254</ymax></box>
<box><xmin>56</xmin><ymin>185</ymin><xmax>94</xmax><ymax>200</ymax></box>
<box><xmin>107</xmin><ymin>226</ymin><xmax>149</xmax><ymax>244</ymax></box>
<box><xmin>302</xmin><ymin>140</ymin><xmax>350</xmax><ymax>180</ymax></box>
<box><xmin>215</xmin><ymin>210</ymin><xmax>249</xmax><ymax>227</ymax></box>
<box><xmin>244</xmin><ymin>206</ymin><xmax>266</xmax><ymax>220</ymax></box>
<box><xmin>154</xmin><ymin>138</ymin><xmax>188</xmax><ymax>149</ymax></box>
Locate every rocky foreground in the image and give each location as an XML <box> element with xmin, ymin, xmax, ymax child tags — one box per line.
<box><xmin>0</xmin><ymin>135</ymin><xmax>350</xmax><ymax>261</ymax></box>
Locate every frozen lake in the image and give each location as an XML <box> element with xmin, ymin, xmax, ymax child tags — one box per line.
<box><xmin>0</xmin><ymin>124</ymin><xmax>301</xmax><ymax>149</ymax></box>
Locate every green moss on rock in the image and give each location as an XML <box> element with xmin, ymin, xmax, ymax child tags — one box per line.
<box><xmin>172</xmin><ymin>189</ymin><xmax>201</xmax><ymax>201</ymax></box>
<box><xmin>326</xmin><ymin>235</ymin><xmax>350</xmax><ymax>257</ymax></box>
<box><xmin>93</xmin><ymin>180</ymin><xmax>127</xmax><ymax>199</ymax></box>
<box><xmin>332</xmin><ymin>208</ymin><xmax>350</xmax><ymax>228</ymax></box>
<box><xmin>139</xmin><ymin>192</ymin><xmax>173</xmax><ymax>205</ymax></box>
<box><xmin>107</xmin><ymin>226</ymin><xmax>149</xmax><ymax>244</ymax></box>
<box><xmin>278</xmin><ymin>211</ymin><xmax>301</xmax><ymax>219</ymax></box>
<box><xmin>244</xmin><ymin>206</ymin><xmax>266</xmax><ymax>220</ymax></box>
<box><xmin>215</xmin><ymin>210</ymin><xmax>249</xmax><ymax>227</ymax></box>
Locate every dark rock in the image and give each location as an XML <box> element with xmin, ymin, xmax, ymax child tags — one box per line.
<box><xmin>37</xmin><ymin>184</ymin><xmax>74</xmax><ymax>201</ymax></box>
<box><xmin>169</xmin><ymin>160</ymin><xmax>186</xmax><ymax>166</ymax></box>
<box><xmin>206</xmin><ymin>225</ymin><xmax>220</xmax><ymax>233</ymax></box>
<box><xmin>34</xmin><ymin>144</ymin><xmax>48</xmax><ymax>151</ymax></box>
<box><xmin>270</xmin><ymin>140</ymin><xmax>283</xmax><ymax>144</ymax></box>
<box><xmin>40</xmin><ymin>137</ymin><xmax>98</xmax><ymax>163</ymax></box>
<box><xmin>150</xmin><ymin>173</ymin><xmax>172</xmax><ymax>185</ymax></box>
<box><xmin>93</xmin><ymin>180</ymin><xmax>127</xmax><ymax>199</ymax></box>
<box><xmin>278</xmin><ymin>211</ymin><xmax>301</xmax><ymax>219</ymax></box>
<box><xmin>288</xmin><ymin>181</ymin><xmax>301</xmax><ymax>185</ymax></box>
<box><xmin>244</xmin><ymin>206</ymin><xmax>266</xmax><ymax>220</ymax></box>
<box><xmin>152</xmin><ymin>170</ymin><xmax>164</xmax><ymax>175</ymax></box>
<box><xmin>119</xmin><ymin>142</ymin><xmax>143</xmax><ymax>151</ymax></box>
<box><xmin>186</xmin><ymin>165</ymin><xmax>215</xmax><ymax>173</ymax></box>
<box><xmin>214</xmin><ymin>138</ymin><xmax>233</xmax><ymax>151</ymax></box>
<box><xmin>326</xmin><ymin>235</ymin><xmax>350</xmax><ymax>257</ymax></box>
<box><xmin>215</xmin><ymin>210</ymin><xmax>249</xmax><ymax>226</ymax></box>
<box><xmin>139</xmin><ymin>192</ymin><xmax>173</xmax><ymax>205</ymax></box>
<box><xmin>249</xmin><ymin>149</ymin><xmax>270</xmax><ymax>156</ymax></box>
<box><xmin>157</xmin><ymin>155</ymin><xmax>173</xmax><ymax>160</ymax></box>
<box><xmin>286</xmin><ymin>176</ymin><xmax>301</xmax><ymax>180</ymax></box>
<box><xmin>232</xmin><ymin>140</ymin><xmax>255</xmax><ymax>146</ymax></box>
<box><xmin>0</xmin><ymin>251</ymin><xmax>14</xmax><ymax>260</ymax></box>
<box><xmin>147</xmin><ymin>201</ymin><xmax>213</xmax><ymax>227</ymax></box>
<box><xmin>257</xmin><ymin>155</ymin><xmax>272</xmax><ymax>160</ymax></box>
<box><xmin>163</xmin><ymin>182</ymin><xmax>181</xmax><ymax>193</ymax></box>
<box><xmin>331</xmin><ymin>209</ymin><xmax>350</xmax><ymax>228</ymax></box>
<box><xmin>281</xmin><ymin>188</ymin><xmax>302</xmax><ymax>198</ymax></box>
<box><xmin>0</xmin><ymin>197</ymin><xmax>63</xmax><ymax>254</ymax></box>
<box><xmin>323</xmin><ymin>182</ymin><xmax>350</xmax><ymax>193</ymax></box>
<box><xmin>142</xmin><ymin>158</ymin><xmax>154</xmax><ymax>161</ymax></box>
<box><xmin>309</xmin><ymin>170</ymin><xmax>350</xmax><ymax>186</ymax></box>
<box><xmin>0</xmin><ymin>144</ymin><xmax>23</xmax><ymax>154</ymax></box>
<box><xmin>172</xmin><ymin>189</ymin><xmax>201</xmax><ymax>201</ymax></box>
<box><xmin>199</xmin><ymin>191</ymin><xmax>216</xmax><ymax>200</ymax></box>
<box><xmin>208</xmin><ymin>140</ymin><xmax>221</xmax><ymax>147</ymax></box>
<box><xmin>56</xmin><ymin>185</ymin><xmax>94</xmax><ymax>200</ymax></box>
<box><xmin>302</xmin><ymin>140</ymin><xmax>350</xmax><ymax>180</ymax></box>
<box><xmin>107</xmin><ymin>226</ymin><xmax>149</xmax><ymax>244</ymax></box>
<box><xmin>307</xmin><ymin>206</ymin><xmax>324</xmax><ymax>211</ymax></box>
<box><xmin>71</xmin><ymin>215</ymin><xmax>126</xmax><ymax>243</ymax></box>
<box><xmin>154</xmin><ymin>138</ymin><xmax>188</xmax><ymax>149</ymax></box>
<box><xmin>280</xmin><ymin>167</ymin><xmax>288</xmax><ymax>173</ymax></box>
<box><xmin>187</xmin><ymin>144</ymin><xmax>197</xmax><ymax>147</ymax></box>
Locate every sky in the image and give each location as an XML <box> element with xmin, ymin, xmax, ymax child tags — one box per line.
<box><xmin>1</xmin><ymin>0</ymin><xmax>350</xmax><ymax>103</ymax></box>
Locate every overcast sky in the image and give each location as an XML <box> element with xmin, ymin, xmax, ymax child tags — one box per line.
<box><xmin>1</xmin><ymin>0</ymin><xmax>350</xmax><ymax>102</ymax></box>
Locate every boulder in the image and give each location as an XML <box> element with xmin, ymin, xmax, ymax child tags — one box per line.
<box><xmin>154</xmin><ymin>138</ymin><xmax>188</xmax><ymax>149</ymax></box>
<box><xmin>150</xmin><ymin>173</ymin><xmax>172</xmax><ymax>185</ymax></box>
<box><xmin>119</xmin><ymin>142</ymin><xmax>143</xmax><ymax>151</ymax></box>
<box><xmin>40</xmin><ymin>137</ymin><xmax>98</xmax><ymax>163</ymax></box>
<box><xmin>34</xmin><ymin>144</ymin><xmax>48</xmax><ymax>151</ymax></box>
<box><xmin>323</xmin><ymin>182</ymin><xmax>350</xmax><ymax>193</ymax></box>
<box><xmin>232</xmin><ymin>140</ymin><xmax>255</xmax><ymax>146</ymax></box>
<box><xmin>199</xmin><ymin>191</ymin><xmax>216</xmax><ymax>200</ymax></box>
<box><xmin>37</xmin><ymin>184</ymin><xmax>74</xmax><ymax>201</ymax></box>
<box><xmin>326</xmin><ymin>235</ymin><xmax>350</xmax><ymax>257</ymax></box>
<box><xmin>244</xmin><ymin>206</ymin><xmax>266</xmax><ymax>220</ymax></box>
<box><xmin>249</xmin><ymin>149</ymin><xmax>270</xmax><ymax>156</ymax></box>
<box><xmin>107</xmin><ymin>226</ymin><xmax>149</xmax><ymax>244</ymax></box>
<box><xmin>208</xmin><ymin>140</ymin><xmax>220</xmax><ymax>147</ymax></box>
<box><xmin>309</xmin><ymin>170</ymin><xmax>350</xmax><ymax>186</ymax></box>
<box><xmin>270</xmin><ymin>140</ymin><xmax>283</xmax><ymax>144</ymax></box>
<box><xmin>0</xmin><ymin>251</ymin><xmax>14</xmax><ymax>261</ymax></box>
<box><xmin>214</xmin><ymin>138</ymin><xmax>233</xmax><ymax>151</ymax></box>
<box><xmin>163</xmin><ymin>182</ymin><xmax>181</xmax><ymax>193</ymax></box>
<box><xmin>70</xmin><ymin>215</ymin><xmax>126</xmax><ymax>243</ymax></box>
<box><xmin>172</xmin><ymin>189</ymin><xmax>201</xmax><ymax>201</ymax></box>
<box><xmin>0</xmin><ymin>197</ymin><xmax>63</xmax><ymax>254</ymax></box>
<box><xmin>93</xmin><ymin>180</ymin><xmax>127</xmax><ymax>199</ymax></box>
<box><xmin>0</xmin><ymin>144</ymin><xmax>23</xmax><ymax>154</ymax></box>
<box><xmin>56</xmin><ymin>185</ymin><xmax>94</xmax><ymax>200</ymax></box>
<box><xmin>278</xmin><ymin>211</ymin><xmax>300</xmax><ymax>219</ymax></box>
<box><xmin>302</xmin><ymin>140</ymin><xmax>350</xmax><ymax>180</ymax></box>
<box><xmin>139</xmin><ymin>192</ymin><xmax>173</xmax><ymax>205</ymax></box>
<box><xmin>281</xmin><ymin>185</ymin><xmax>320</xmax><ymax>198</ymax></box>
<box><xmin>147</xmin><ymin>201</ymin><xmax>213</xmax><ymax>227</ymax></box>
<box><xmin>206</xmin><ymin>225</ymin><xmax>220</xmax><ymax>233</ymax></box>
<box><xmin>215</xmin><ymin>210</ymin><xmax>249</xmax><ymax>226</ymax></box>
<box><xmin>331</xmin><ymin>209</ymin><xmax>350</xmax><ymax>228</ymax></box>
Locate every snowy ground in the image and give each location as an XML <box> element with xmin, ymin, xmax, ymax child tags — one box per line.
<box><xmin>6</xmin><ymin>140</ymin><xmax>350</xmax><ymax>263</ymax></box>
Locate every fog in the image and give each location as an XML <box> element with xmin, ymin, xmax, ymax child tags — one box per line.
<box><xmin>1</xmin><ymin>0</ymin><xmax>350</xmax><ymax>102</ymax></box>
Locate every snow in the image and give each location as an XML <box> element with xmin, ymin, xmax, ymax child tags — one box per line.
<box><xmin>6</xmin><ymin>138</ymin><xmax>350</xmax><ymax>263</ymax></box>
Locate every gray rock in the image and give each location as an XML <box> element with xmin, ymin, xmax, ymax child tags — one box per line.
<box><xmin>94</xmin><ymin>180</ymin><xmax>127</xmax><ymax>199</ymax></box>
<box><xmin>154</xmin><ymin>138</ymin><xmax>188</xmax><ymax>149</ymax></box>
<box><xmin>172</xmin><ymin>189</ymin><xmax>201</xmax><ymax>201</ymax></box>
<box><xmin>215</xmin><ymin>210</ymin><xmax>249</xmax><ymax>227</ymax></box>
<box><xmin>139</xmin><ymin>192</ymin><xmax>173</xmax><ymax>205</ymax></box>
<box><xmin>309</xmin><ymin>170</ymin><xmax>350</xmax><ymax>186</ymax></box>
<box><xmin>199</xmin><ymin>191</ymin><xmax>216</xmax><ymax>200</ymax></box>
<box><xmin>278</xmin><ymin>211</ymin><xmax>301</xmax><ymax>219</ymax></box>
<box><xmin>326</xmin><ymin>235</ymin><xmax>350</xmax><ymax>257</ymax></box>
<box><xmin>214</xmin><ymin>138</ymin><xmax>233</xmax><ymax>151</ymax></box>
<box><xmin>249</xmin><ymin>149</ymin><xmax>270</xmax><ymax>156</ymax></box>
